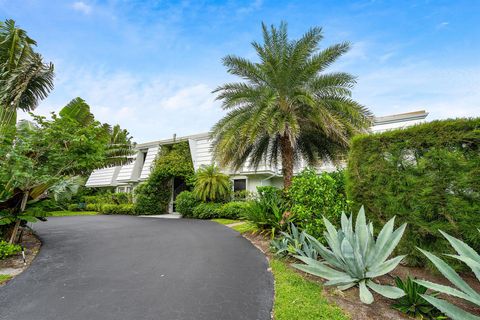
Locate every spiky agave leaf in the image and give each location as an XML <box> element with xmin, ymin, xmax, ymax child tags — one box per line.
<box><xmin>292</xmin><ymin>206</ymin><xmax>406</xmax><ymax>304</ymax></box>
<box><xmin>414</xmin><ymin>230</ymin><xmax>480</xmax><ymax>320</ymax></box>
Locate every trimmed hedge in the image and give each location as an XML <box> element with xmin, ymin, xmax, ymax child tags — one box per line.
<box><xmin>192</xmin><ymin>202</ymin><xmax>223</xmax><ymax>219</ymax></box>
<box><xmin>99</xmin><ymin>204</ymin><xmax>136</xmax><ymax>215</ymax></box>
<box><xmin>175</xmin><ymin>191</ymin><xmax>199</xmax><ymax>218</ymax></box>
<box><xmin>347</xmin><ymin>118</ymin><xmax>480</xmax><ymax>268</ymax></box>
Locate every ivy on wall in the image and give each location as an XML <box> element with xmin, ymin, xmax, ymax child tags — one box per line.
<box><xmin>134</xmin><ymin>141</ymin><xmax>194</xmax><ymax>214</ymax></box>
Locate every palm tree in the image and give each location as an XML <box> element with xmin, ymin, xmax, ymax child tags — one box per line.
<box><xmin>0</xmin><ymin>19</ymin><xmax>54</xmax><ymax>137</ymax></box>
<box><xmin>211</xmin><ymin>22</ymin><xmax>373</xmax><ymax>189</ymax></box>
<box><xmin>193</xmin><ymin>164</ymin><xmax>231</xmax><ymax>202</ymax></box>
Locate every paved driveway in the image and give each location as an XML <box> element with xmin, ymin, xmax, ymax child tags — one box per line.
<box><xmin>0</xmin><ymin>216</ymin><xmax>273</xmax><ymax>320</ymax></box>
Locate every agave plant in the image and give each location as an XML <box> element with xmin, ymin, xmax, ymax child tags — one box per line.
<box><xmin>414</xmin><ymin>230</ymin><xmax>480</xmax><ymax>320</ymax></box>
<box><xmin>270</xmin><ymin>223</ymin><xmax>320</xmax><ymax>260</ymax></box>
<box><xmin>292</xmin><ymin>206</ymin><xmax>407</xmax><ymax>304</ymax></box>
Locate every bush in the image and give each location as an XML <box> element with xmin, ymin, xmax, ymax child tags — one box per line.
<box><xmin>241</xmin><ymin>186</ymin><xmax>289</xmax><ymax>234</ymax></box>
<box><xmin>99</xmin><ymin>204</ymin><xmax>135</xmax><ymax>215</ymax></box>
<box><xmin>67</xmin><ymin>203</ymin><xmax>82</xmax><ymax>211</ymax></box>
<box><xmin>288</xmin><ymin>169</ymin><xmax>349</xmax><ymax>238</ymax></box>
<box><xmin>0</xmin><ymin>240</ymin><xmax>21</xmax><ymax>259</ymax></box>
<box><xmin>83</xmin><ymin>192</ymin><xmax>132</xmax><ymax>205</ymax></box>
<box><xmin>191</xmin><ymin>202</ymin><xmax>223</xmax><ymax>219</ymax></box>
<box><xmin>176</xmin><ymin>191</ymin><xmax>199</xmax><ymax>218</ymax></box>
<box><xmin>86</xmin><ymin>203</ymin><xmax>99</xmax><ymax>211</ymax></box>
<box><xmin>218</xmin><ymin>201</ymin><xmax>251</xmax><ymax>219</ymax></box>
<box><xmin>347</xmin><ymin>118</ymin><xmax>480</xmax><ymax>268</ymax></box>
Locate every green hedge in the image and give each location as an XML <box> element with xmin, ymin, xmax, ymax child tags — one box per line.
<box><xmin>99</xmin><ymin>204</ymin><xmax>136</xmax><ymax>215</ymax></box>
<box><xmin>175</xmin><ymin>191</ymin><xmax>199</xmax><ymax>218</ymax></box>
<box><xmin>347</xmin><ymin>118</ymin><xmax>480</xmax><ymax>268</ymax></box>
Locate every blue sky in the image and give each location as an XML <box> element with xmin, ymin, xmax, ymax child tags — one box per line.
<box><xmin>1</xmin><ymin>0</ymin><xmax>479</xmax><ymax>142</ymax></box>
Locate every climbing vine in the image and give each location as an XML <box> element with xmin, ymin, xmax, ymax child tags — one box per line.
<box><xmin>134</xmin><ymin>141</ymin><xmax>194</xmax><ymax>214</ymax></box>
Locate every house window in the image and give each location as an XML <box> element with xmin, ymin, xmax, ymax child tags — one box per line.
<box><xmin>233</xmin><ymin>179</ymin><xmax>247</xmax><ymax>192</ymax></box>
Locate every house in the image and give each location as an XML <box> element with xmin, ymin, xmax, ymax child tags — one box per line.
<box><xmin>85</xmin><ymin>110</ymin><xmax>428</xmax><ymax>211</ymax></box>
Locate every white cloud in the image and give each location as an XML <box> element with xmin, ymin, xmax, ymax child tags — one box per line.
<box><xmin>72</xmin><ymin>1</ymin><xmax>92</xmax><ymax>15</ymax></box>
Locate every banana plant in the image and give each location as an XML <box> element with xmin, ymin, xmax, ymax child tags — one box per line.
<box><xmin>292</xmin><ymin>206</ymin><xmax>407</xmax><ymax>304</ymax></box>
<box><xmin>415</xmin><ymin>230</ymin><xmax>480</xmax><ymax>320</ymax></box>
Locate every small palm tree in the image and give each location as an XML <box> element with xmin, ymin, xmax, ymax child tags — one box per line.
<box><xmin>0</xmin><ymin>19</ymin><xmax>54</xmax><ymax>137</ymax></box>
<box><xmin>193</xmin><ymin>164</ymin><xmax>231</xmax><ymax>202</ymax></box>
<box><xmin>212</xmin><ymin>22</ymin><xmax>372</xmax><ymax>189</ymax></box>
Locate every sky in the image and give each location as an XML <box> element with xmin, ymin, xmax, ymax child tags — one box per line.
<box><xmin>1</xmin><ymin>0</ymin><xmax>479</xmax><ymax>142</ymax></box>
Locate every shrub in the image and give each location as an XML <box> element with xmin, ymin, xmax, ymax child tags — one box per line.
<box><xmin>293</xmin><ymin>206</ymin><xmax>406</xmax><ymax>304</ymax></box>
<box><xmin>392</xmin><ymin>276</ymin><xmax>441</xmax><ymax>319</ymax></box>
<box><xmin>218</xmin><ymin>201</ymin><xmax>251</xmax><ymax>219</ymax></box>
<box><xmin>191</xmin><ymin>202</ymin><xmax>223</xmax><ymax>219</ymax></box>
<box><xmin>0</xmin><ymin>240</ymin><xmax>21</xmax><ymax>259</ymax></box>
<box><xmin>241</xmin><ymin>186</ymin><xmax>290</xmax><ymax>234</ymax></box>
<box><xmin>347</xmin><ymin>118</ymin><xmax>480</xmax><ymax>268</ymax></box>
<box><xmin>288</xmin><ymin>169</ymin><xmax>349</xmax><ymax>238</ymax></box>
<box><xmin>270</xmin><ymin>224</ymin><xmax>320</xmax><ymax>260</ymax></box>
<box><xmin>133</xmin><ymin>182</ymin><xmax>169</xmax><ymax>215</ymax></box>
<box><xmin>176</xmin><ymin>191</ymin><xmax>199</xmax><ymax>218</ymax></box>
<box><xmin>86</xmin><ymin>203</ymin><xmax>98</xmax><ymax>211</ymax></box>
<box><xmin>99</xmin><ymin>204</ymin><xmax>135</xmax><ymax>215</ymax></box>
<box><xmin>67</xmin><ymin>203</ymin><xmax>81</xmax><ymax>211</ymax></box>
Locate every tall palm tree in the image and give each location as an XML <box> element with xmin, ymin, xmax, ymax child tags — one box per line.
<box><xmin>0</xmin><ymin>19</ymin><xmax>54</xmax><ymax>137</ymax></box>
<box><xmin>212</xmin><ymin>22</ymin><xmax>373</xmax><ymax>189</ymax></box>
<box><xmin>193</xmin><ymin>164</ymin><xmax>231</xmax><ymax>202</ymax></box>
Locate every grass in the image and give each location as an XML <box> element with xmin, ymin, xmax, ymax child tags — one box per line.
<box><xmin>211</xmin><ymin>218</ymin><xmax>241</xmax><ymax>225</ymax></box>
<box><xmin>232</xmin><ymin>221</ymin><xmax>258</xmax><ymax>233</ymax></box>
<box><xmin>0</xmin><ymin>274</ymin><xmax>12</xmax><ymax>284</ymax></box>
<box><xmin>47</xmin><ymin>211</ymin><xmax>98</xmax><ymax>217</ymax></box>
<box><xmin>271</xmin><ymin>259</ymin><xmax>349</xmax><ymax>320</ymax></box>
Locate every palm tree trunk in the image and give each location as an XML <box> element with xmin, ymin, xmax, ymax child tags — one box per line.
<box><xmin>9</xmin><ymin>190</ymin><xmax>29</xmax><ymax>244</ymax></box>
<box><xmin>281</xmin><ymin>135</ymin><xmax>294</xmax><ymax>190</ymax></box>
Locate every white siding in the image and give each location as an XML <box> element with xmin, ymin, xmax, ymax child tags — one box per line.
<box><xmin>85</xmin><ymin>166</ymin><xmax>121</xmax><ymax>187</ymax></box>
<box><xmin>190</xmin><ymin>137</ymin><xmax>213</xmax><ymax>170</ymax></box>
<box><xmin>139</xmin><ymin>147</ymin><xmax>159</xmax><ymax>181</ymax></box>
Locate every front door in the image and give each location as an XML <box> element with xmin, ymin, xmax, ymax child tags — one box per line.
<box><xmin>172</xmin><ymin>177</ymin><xmax>187</xmax><ymax>212</ymax></box>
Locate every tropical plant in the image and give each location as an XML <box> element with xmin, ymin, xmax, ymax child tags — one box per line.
<box><xmin>414</xmin><ymin>230</ymin><xmax>480</xmax><ymax>320</ymax></box>
<box><xmin>392</xmin><ymin>276</ymin><xmax>444</xmax><ymax>319</ymax></box>
<box><xmin>0</xmin><ymin>240</ymin><xmax>21</xmax><ymax>259</ymax></box>
<box><xmin>271</xmin><ymin>223</ymin><xmax>320</xmax><ymax>260</ymax></box>
<box><xmin>211</xmin><ymin>22</ymin><xmax>372</xmax><ymax>189</ymax></box>
<box><xmin>241</xmin><ymin>186</ymin><xmax>290</xmax><ymax>235</ymax></box>
<box><xmin>292</xmin><ymin>206</ymin><xmax>407</xmax><ymax>304</ymax></box>
<box><xmin>193</xmin><ymin>164</ymin><xmax>231</xmax><ymax>202</ymax></box>
<box><xmin>0</xmin><ymin>19</ymin><xmax>54</xmax><ymax>137</ymax></box>
<box><xmin>288</xmin><ymin>169</ymin><xmax>350</xmax><ymax>238</ymax></box>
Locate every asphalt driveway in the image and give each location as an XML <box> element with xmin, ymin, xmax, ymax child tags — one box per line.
<box><xmin>0</xmin><ymin>216</ymin><xmax>273</xmax><ymax>320</ymax></box>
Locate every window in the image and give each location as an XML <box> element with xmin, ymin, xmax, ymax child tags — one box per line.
<box><xmin>233</xmin><ymin>179</ymin><xmax>247</xmax><ymax>192</ymax></box>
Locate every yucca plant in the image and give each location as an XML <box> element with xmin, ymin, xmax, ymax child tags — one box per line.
<box><xmin>292</xmin><ymin>206</ymin><xmax>407</xmax><ymax>304</ymax></box>
<box><xmin>414</xmin><ymin>230</ymin><xmax>480</xmax><ymax>320</ymax></box>
<box><xmin>270</xmin><ymin>223</ymin><xmax>320</xmax><ymax>260</ymax></box>
<box><xmin>392</xmin><ymin>276</ymin><xmax>445</xmax><ymax>319</ymax></box>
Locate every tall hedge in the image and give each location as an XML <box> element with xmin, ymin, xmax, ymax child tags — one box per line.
<box><xmin>346</xmin><ymin>118</ymin><xmax>480</xmax><ymax>268</ymax></box>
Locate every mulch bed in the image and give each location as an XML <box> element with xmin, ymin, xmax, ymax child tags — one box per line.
<box><xmin>242</xmin><ymin>231</ymin><xmax>480</xmax><ymax>320</ymax></box>
<box><xmin>0</xmin><ymin>228</ymin><xmax>41</xmax><ymax>286</ymax></box>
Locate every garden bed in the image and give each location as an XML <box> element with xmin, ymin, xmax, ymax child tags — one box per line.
<box><xmin>241</xmin><ymin>231</ymin><xmax>480</xmax><ymax>319</ymax></box>
<box><xmin>0</xmin><ymin>228</ymin><xmax>41</xmax><ymax>286</ymax></box>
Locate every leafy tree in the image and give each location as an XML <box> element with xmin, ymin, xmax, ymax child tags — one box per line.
<box><xmin>0</xmin><ymin>19</ymin><xmax>54</xmax><ymax>138</ymax></box>
<box><xmin>193</xmin><ymin>164</ymin><xmax>231</xmax><ymax>202</ymax></box>
<box><xmin>0</xmin><ymin>113</ymin><xmax>108</xmax><ymax>243</ymax></box>
<box><xmin>211</xmin><ymin>22</ymin><xmax>372</xmax><ymax>189</ymax></box>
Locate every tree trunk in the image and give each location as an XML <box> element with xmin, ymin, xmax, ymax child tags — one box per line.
<box><xmin>280</xmin><ymin>135</ymin><xmax>294</xmax><ymax>190</ymax></box>
<box><xmin>9</xmin><ymin>190</ymin><xmax>29</xmax><ymax>244</ymax></box>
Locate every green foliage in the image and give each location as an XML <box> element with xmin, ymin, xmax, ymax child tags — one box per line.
<box><xmin>347</xmin><ymin>118</ymin><xmax>480</xmax><ymax>268</ymax></box>
<box><xmin>415</xmin><ymin>230</ymin><xmax>480</xmax><ymax>320</ymax></box>
<box><xmin>288</xmin><ymin>169</ymin><xmax>349</xmax><ymax>238</ymax></box>
<box><xmin>392</xmin><ymin>276</ymin><xmax>444</xmax><ymax>319</ymax></box>
<box><xmin>271</xmin><ymin>259</ymin><xmax>349</xmax><ymax>320</ymax></box>
<box><xmin>134</xmin><ymin>142</ymin><xmax>194</xmax><ymax>215</ymax></box>
<box><xmin>211</xmin><ymin>22</ymin><xmax>372</xmax><ymax>188</ymax></box>
<box><xmin>241</xmin><ymin>186</ymin><xmax>290</xmax><ymax>234</ymax></box>
<box><xmin>232</xmin><ymin>190</ymin><xmax>253</xmax><ymax>201</ymax></box>
<box><xmin>67</xmin><ymin>204</ymin><xmax>82</xmax><ymax>212</ymax></box>
<box><xmin>84</xmin><ymin>192</ymin><xmax>132</xmax><ymax>205</ymax></box>
<box><xmin>293</xmin><ymin>206</ymin><xmax>406</xmax><ymax>304</ymax></box>
<box><xmin>99</xmin><ymin>204</ymin><xmax>135</xmax><ymax>215</ymax></box>
<box><xmin>191</xmin><ymin>202</ymin><xmax>223</xmax><ymax>219</ymax></box>
<box><xmin>175</xmin><ymin>191</ymin><xmax>199</xmax><ymax>218</ymax></box>
<box><xmin>193</xmin><ymin>164</ymin><xmax>231</xmax><ymax>202</ymax></box>
<box><xmin>0</xmin><ymin>240</ymin><xmax>21</xmax><ymax>259</ymax></box>
<box><xmin>86</xmin><ymin>204</ymin><xmax>97</xmax><ymax>211</ymax></box>
<box><xmin>218</xmin><ymin>201</ymin><xmax>251</xmax><ymax>219</ymax></box>
<box><xmin>270</xmin><ymin>224</ymin><xmax>320</xmax><ymax>260</ymax></box>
